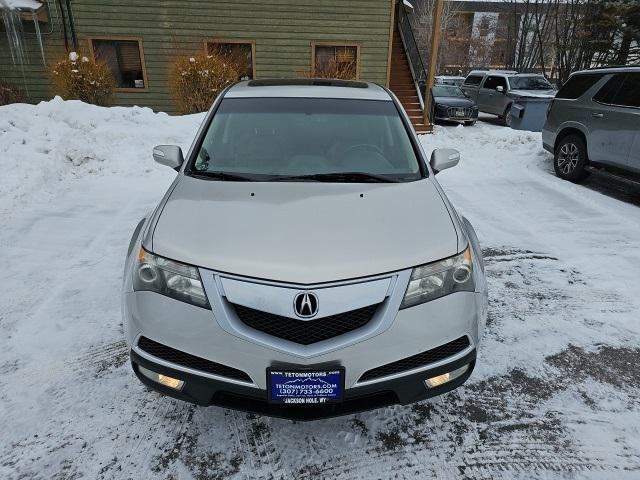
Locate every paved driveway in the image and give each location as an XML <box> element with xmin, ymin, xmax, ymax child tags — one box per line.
<box><xmin>1</xmin><ymin>108</ymin><xmax>639</xmax><ymax>479</ymax></box>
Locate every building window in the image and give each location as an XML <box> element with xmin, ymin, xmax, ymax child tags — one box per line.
<box><xmin>478</xmin><ymin>17</ymin><xmax>491</xmax><ymax>37</ymax></box>
<box><xmin>90</xmin><ymin>38</ymin><xmax>147</xmax><ymax>90</ymax></box>
<box><xmin>206</xmin><ymin>40</ymin><xmax>255</xmax><ymax>80</ymax></box>
<box><xmin>312</xmin><ymin>43</ymin><xmax>359</xmax><ymax>80</ymax></box>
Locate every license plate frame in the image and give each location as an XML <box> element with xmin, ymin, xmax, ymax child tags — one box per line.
<box><xmin>266</xmin><ymin>368</ymin><xmax>345</xmax><ymax>405</ymax></box>
<box><xmin>455</xmin><ymin>109</ymin><xmax>466</xmax><ymax>117</ymax></box>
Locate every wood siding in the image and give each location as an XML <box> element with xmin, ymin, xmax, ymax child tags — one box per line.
<box><xmin>1</xmin><ymin>0</ymin><xmax>392</xmax><ymax>113</ymax></box>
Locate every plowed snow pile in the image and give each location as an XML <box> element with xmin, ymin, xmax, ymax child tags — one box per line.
<box><xmin>0</xmin><ymin>97</ymin><xmax>203</xmax><ymax>216</ymax></box>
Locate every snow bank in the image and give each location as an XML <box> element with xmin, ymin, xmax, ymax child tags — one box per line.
<box><xmin>0</xmin><ymin>97</ymin><xmax>203</xmax><ymax>216</ymax></box>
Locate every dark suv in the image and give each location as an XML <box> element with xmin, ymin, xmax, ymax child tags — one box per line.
<box><xmin>542</xmin><ymin>66</ymin><xmax>640</xmax><ymax>182</ymax></box>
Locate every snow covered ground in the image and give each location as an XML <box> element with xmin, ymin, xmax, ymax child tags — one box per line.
<box><xmin>1</xmin><ymin>100</ymin><xmax>639</xmax><ymax>479</ymax></box>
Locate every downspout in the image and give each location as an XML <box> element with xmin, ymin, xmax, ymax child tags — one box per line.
<box><xmin>57</xmin><ymin>0</ymin><xmax>69</xmax><ymax>51</ymax></box>
<box><xmin>63</xmin><ymin>0</ymin><xmax>76</xmax><ymax>50</ymax></box>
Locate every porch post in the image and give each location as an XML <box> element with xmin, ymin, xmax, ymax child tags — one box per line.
<box><xmin>424</xmin><ymin>0</ymin><xmax>444</xmax><ymax>126</ymax></box>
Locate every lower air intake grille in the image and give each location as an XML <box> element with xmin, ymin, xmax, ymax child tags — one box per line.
<box><xmin>358</xmin><ymin>336</ymin><xmax>471</xmax><ymax>383</ymax></box>
<box><xmin>232</xmin><ymin>303</ymin><xmax>378</xmax><ymax>345</ymax></box>
<box><xmin>137</xmin><ymin>336</ymin><xmax>252</xmax><ymax>383</ymax></box>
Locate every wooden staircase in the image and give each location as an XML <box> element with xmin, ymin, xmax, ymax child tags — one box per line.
<box><xmin>389</xmin><ymin>26</ymin><xmax>432</xmax><ymax>134</ymax></box>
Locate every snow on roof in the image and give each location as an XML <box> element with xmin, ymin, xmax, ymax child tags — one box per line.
<box><xmin>0</xmin><ymin>0</ymin><xmax>42</xmax><ymax>10</ymax></box>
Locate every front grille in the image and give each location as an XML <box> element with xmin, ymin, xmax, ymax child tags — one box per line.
<box><xmin>446</xmin><ymin>106</ymin><xmax>474</xmax><ymax>118</ymax></box>
<box><xmin>358</xmin><ymin>336</ymin><xmax>471</xmax><ymax>383</ymax></box>
<box><xmin>232</xmin><ymin>303</ymin><xmax>378</xmax><ymax>345</ymax></box>
<box><xmin>137</xmin><ymin>336</ymin><xmax>252</xmax><ymax>383</ymax></box>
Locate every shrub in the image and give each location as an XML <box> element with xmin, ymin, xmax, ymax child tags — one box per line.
<box><xmin>0</xmin><ymin>81</ymin><xmax>25</xmax><ymax>106</ymax></box>
<box><xmin>170</xmin><ymin>53</ymin><xmax>239</xmax><ymax>114</ymax></box>
<box><xmin>299</xmin><ymin>58</ymin><xmax>357</xmax><ymax>81</ymax></box>
<box><xmin>50</xmin><ymin>51</ymin><xmax>116</xmax><ymax>106</ymax></box>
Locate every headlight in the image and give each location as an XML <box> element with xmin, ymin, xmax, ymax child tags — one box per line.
<box><xmin>133</xmin><ymin>247</ymin><xmax>210</xmax><ymax>309</ymax></box>
<box><xmin>400</xmin><ymin>247</ymin><xmax>475</xmax><ymax>309</ymax></box>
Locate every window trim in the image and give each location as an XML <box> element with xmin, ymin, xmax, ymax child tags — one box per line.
<box><xmin>311</xmin><ymin>41</ymin><xmax>361</xmax><ymax>80</ymax></box>
<box><xmin>87</xmin><ymin>36</ymin><xmax>149</xmax><ymax>92</ymax></box>
<box><xmin>204</xmin><ymin>38</ymin><xmax>257</xmax><ymax>80</ymax></box>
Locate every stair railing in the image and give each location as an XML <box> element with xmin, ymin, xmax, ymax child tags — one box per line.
<box><xmin>396</xmin><ymin>1</ymin><xmax>427</xmax><ymax>114</ymax></box>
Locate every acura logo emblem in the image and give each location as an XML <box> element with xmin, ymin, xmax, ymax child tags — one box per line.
<box><xmin>293</xmin><ymin>291</ymin><xmax>319</xmax><ymax>318</ymax></box>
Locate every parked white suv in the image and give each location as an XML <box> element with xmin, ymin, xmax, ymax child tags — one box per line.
<box><xmin>122</xmin><ymin>79</ymin><xmax>488</xmax><ymax>420</ymax></box>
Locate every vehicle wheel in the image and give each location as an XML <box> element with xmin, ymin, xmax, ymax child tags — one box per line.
<box><xmin>554</xmin><ymin>134</ymin><xmax>590</xmax><ymax>182</ymax></box>
<box><xmin>503</xmin><ymin>104</ymin><xmax>513</xmax><ymax>127</ymax></box>
<box><xmin>464</xmin><ymin>120</ymin><xmax>476</xmax><ymax>126</ymax></box>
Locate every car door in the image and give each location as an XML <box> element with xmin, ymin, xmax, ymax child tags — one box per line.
<box><xmin>610</xmin><ymin>73</ymin><xmax>640</xmax><ymax>172</ymax></box>
<box><xmin>478</xmin><ymin>76</ymin><xmax>507</xmax><ymax>115</ymax></box>
<box><xmin>461</xmin><ymin>74</ymin><xmax>483</xmax><ymax>102</ymax></box>
<box><xmin>588</xmin><ymin>73</ymin><xmax>639</xmax><ymax>169</ymax></box>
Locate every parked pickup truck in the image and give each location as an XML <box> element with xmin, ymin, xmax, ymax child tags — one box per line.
<box><xmin>461</xmin><ymin>70</ymin><xmax>557</xmax><ymax>127</ymax></box>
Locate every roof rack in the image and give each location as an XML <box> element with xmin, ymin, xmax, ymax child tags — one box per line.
<box><xmin>247</xmin><ymin>79</ymin><xmax>369</xmax><ymax>89</ymax></box>
<box><xmin>583</xmin><ymin>64</ymin><xmax>640</xmax><ymax>70</ymax></box>
<box><xmin>468</xmin><ymin>69</ymin><xmax>518</xmax><ymax>75</ymax></box>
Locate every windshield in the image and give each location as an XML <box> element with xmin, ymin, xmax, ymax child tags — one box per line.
<box><xmin>508</xmin><ymin>76</ymin><xmax>553</xmax><ymax>90</ymax></box>
<box><xmin>188</xmin><ymin>98</ymin><xmax>422</xmax><ymax>182</ymax></box>
<box><xmin>432</xmin><ymin>85</ymin><xmax>467</xmax><ymax>98</ymax></box>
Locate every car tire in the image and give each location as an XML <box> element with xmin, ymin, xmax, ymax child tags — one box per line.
<box><xmin>503</xmin><ymin>104</ymin><xmax>513</xmax><ymax>127</ymax></box>
<box><xmin>464</xmin><ymin>120</ymin><xmax>476</xmax><ymax>126</ymax></box>
<box><xmin>554</xmin><ymin>134</ymin><xmax>590</xmax><ymax>182</ymax></box>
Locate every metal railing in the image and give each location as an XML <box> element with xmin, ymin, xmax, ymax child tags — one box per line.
<box><xmin>397</xmin><ymin>3</ymin><xmax>426</xmax><ymax>86</ymax></box>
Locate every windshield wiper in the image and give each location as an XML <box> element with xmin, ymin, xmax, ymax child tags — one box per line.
<box><xmin>273</xmin><ymin>172</ymin><xmax>401</xmax><ymax>183</ymax></box>
<box><xmin>190</xmin><ymin>171</ymin><xmax>255</xmax><ymax>182</ymax></box>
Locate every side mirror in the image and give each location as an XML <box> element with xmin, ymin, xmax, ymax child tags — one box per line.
<box><xmin>430</xmin><ymin>148</ymin><xmax>460</xmax><ymax>174</ymax></box>
<box><xmin>496</xmin><ymin>86</ymin><xmax>504</xmax><ymax>93</ymax></box>
<box><xmin>153</xmin><ymin>145</ymin><xmax>184</xmax><ymax>170</ymax></box>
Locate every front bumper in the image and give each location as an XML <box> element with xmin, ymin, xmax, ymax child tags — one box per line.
<box><xmin>434</xmin><ymin>114</ymin><xmax>478</xmax><ymax>122</ymax></box>
<box><xmin>131</xmin><ymin>347</ymin><xmax>476</xmax><ymax>420</ymax></box>
<box><xmin>124</xmin><ymin>262</ymin><xmax>486</xmax><ymax>419</ymax></box>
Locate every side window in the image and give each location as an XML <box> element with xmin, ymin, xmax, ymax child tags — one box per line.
<box><xmin>464</xmin><ymin>75</ymin><xmax>483</xmax><ymax>86</ymax></box>
<box><xmin>556</xmin><ymin>73</ymin><xmax>604</xmax><ymax>99</ymax></box>
<box><xmin>593</xmin><ymin>74</ymin><xmax>626</xmax><ymax>104</ymax></box>
<box><xmin>483</xmin><ymin>76</ymin><xmax>506</xmax><ymax>90</ymax></box>
<box><xmin>91</xmin><ymin>38</ymin><xmax>147</xmax><ymax>90</ymax></box>
<box><xmin>610</xmin><ymin>73</ymin><xmax>640</xmax><ymax>108</ymax></box>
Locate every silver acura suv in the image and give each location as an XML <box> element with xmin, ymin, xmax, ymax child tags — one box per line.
<box><xmin>122</xmin><ymin>79</ymin><xmax>488</xmax><ymax>420</ymax></box>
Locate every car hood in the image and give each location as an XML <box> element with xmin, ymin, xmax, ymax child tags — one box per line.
<box><xmin>433</xmin><ymin>96</ymin><xmax>476</xmax><ymax>107</ymax></box>
<box><xmin>509</xmin><ymin>89</ymin><xmax>557</xmax><ymax>98</ymax></box>
<box><xmin>151</xmin><ymin>176</ymin><xmax>459</xmax><ymax>284</ymax></box>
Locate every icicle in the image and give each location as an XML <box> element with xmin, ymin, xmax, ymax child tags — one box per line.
<box><xmin>32</xmin><ymin>10</ymin><xmax>45</xmax><ymax>65</ymax></box>
<box><xmin>1</xmin><ymin>4</ymin><xmax>28</xmax><ymax>66</ymax></box>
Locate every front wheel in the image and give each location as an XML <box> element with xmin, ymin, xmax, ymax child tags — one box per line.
<box><xmin>503</xmin><ymin>104</ymin><xmax>513</xmax><ymax>127</ymax></box>
<box><xmin>554</xmin><ymin>134</ymin><xmax>590</xmax><ymax>182</ymax></box>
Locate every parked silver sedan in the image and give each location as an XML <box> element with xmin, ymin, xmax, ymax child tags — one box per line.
<box><xmin>122</xmin><ymin>79</ymin><xmax>488</xmax><ymax>420</ymax></box>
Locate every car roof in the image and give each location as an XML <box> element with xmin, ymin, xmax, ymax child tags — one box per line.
<box><xmin>467</xmin><ymin>69</ymin><xmax>518</xmax><ymax>76</ymax></box>
<box><xmin>225</xmin><ymin>79</ymin><xmax>392</xmax><ymax>101</ymax></box>
<box><xmin>572</xmin><ymin>66</ymin><xmax>640</xmax><ymax>76</ymax></box>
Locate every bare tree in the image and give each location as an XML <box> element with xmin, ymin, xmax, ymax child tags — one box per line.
<box><xmin>503</xmin><ymin>0</ymin><xmax>639</xmax><ymax>84</ymax></box>
<box><xmin>411</xmin><ymin>0</ymin><xmax>461</xmax><ymax>72</ymax></box>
